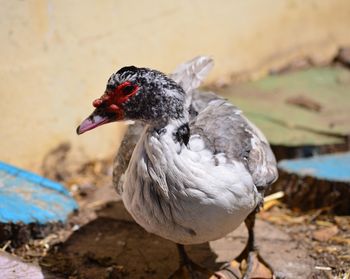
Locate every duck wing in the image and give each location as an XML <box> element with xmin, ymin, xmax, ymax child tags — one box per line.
<box><xmin>190</xmin><ymin>96</ymin><xmax>278</xmax><ymax>194</ymax></box>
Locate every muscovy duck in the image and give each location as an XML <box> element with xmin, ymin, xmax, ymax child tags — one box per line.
<box><xmin>77</xmin><ymin>57</ymin><xmax>278</xmax><ymax>279</ymax></box>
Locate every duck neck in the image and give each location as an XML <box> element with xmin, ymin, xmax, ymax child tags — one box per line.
<box><xmin>139</xmin><ymin>116</ymin><xmax>190</xmax><ymax>199</ymax></box>
<box><xmin>149</xmin><ymin>108</ymin><xmax>190</xmax><ymax>132</ymax></box>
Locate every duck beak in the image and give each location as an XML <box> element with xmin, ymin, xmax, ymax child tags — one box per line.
<box><xmin>76</xmin><ymin>108</ymin><xmax>123</xmax><ymax>135</ymax></box>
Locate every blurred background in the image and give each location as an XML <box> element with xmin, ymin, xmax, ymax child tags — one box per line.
<box><xmin>1</xmin><ymin>1</ymin><xmax>350</xmax><ymax>278</ymax></box>
<box><xmin>1</xmin><ymin>0</ymin><xmax>350</xmax><ymax>171</ymax></box>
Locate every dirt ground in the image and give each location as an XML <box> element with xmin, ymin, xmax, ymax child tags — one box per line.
<box><xmin>1</xmin><ymin>154</ymin><xmax>348</xmax><ymax>279</ymax></box>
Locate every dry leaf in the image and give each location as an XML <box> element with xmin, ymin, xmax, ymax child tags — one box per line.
<box><xmin>312</xmin><ymin>225</ymin><xmax>339</xmax><ymax>242</ymax></box>
<box><xmin>260</xmin><ymin>212</ymin><xmax>307</xmax><ymax>225</ymax></box>
<box><xmin>329</xmin><ymin>236</ymin><xmax>350</xmax><ymax>246</ymax></box>
<box><xmin>262</xmin><ymin>200</ymin><xmax>281</xmax><ymax>212</ymax></box>
<box><xmin>315</xmin><ymin>220</ymin><xmax>334</xmax><ymax>227</ymax></box>
<box><xmin>263</xmin><ymin>191</ymin><xmax>284</xmax><ymax>203</ymax></box>
<box><xmin>334</xmin><ymin>216</ymin><xmax>350</xmax><ymax>230</ymax></box>
<box><xmin>211</xmin><ymin>260</ymin><xmax>243</xmax><ymax>279</ymax></box>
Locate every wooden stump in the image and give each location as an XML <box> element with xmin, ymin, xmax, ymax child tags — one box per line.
<box><xmin>0</xmin><ymin>161</ymin><xmax>78</xmax><ymax>246</ymax></box>
<box><xmin>269</xmin><ymin>152</ymin><xmax>350</xmax><ymax>214</ymax></box>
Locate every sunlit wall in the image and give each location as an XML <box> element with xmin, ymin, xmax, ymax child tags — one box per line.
<box><xmin>1</xmin><ymin>0</ymin><xmax>350</xmax><ymax>171</ymax></box>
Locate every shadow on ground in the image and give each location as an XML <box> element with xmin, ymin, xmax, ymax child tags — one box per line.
<box><xmin>39</xmin><ymin>200</ymin><xmax>320</xmax><ymax>279</ymax></box>
<box><xmin>40</xmin><ymin>201</ymin><xmax>220</xmax><ymax>279</ymax></box>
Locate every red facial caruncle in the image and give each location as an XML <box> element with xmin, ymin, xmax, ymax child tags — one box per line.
<box><xmin>92</xmin><ymin>81</ymin><xmax>139</xmax><ymax>113</ymax></box>
<box><xmin>76</xmin><ymin>81</ymin><xmax>139</xmax><ymax>135</ymax></box>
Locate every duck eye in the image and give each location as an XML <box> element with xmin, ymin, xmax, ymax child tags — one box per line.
<box><xmin>122</xmin><ymin>85</ymin><xmax>135</xmax><ymax>95</ymax></box>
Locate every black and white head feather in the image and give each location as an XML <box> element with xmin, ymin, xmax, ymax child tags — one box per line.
<box><xmin>107</xmin><ymin>66</ymin><xmax>187</xmax><ymax>125</ymax></box>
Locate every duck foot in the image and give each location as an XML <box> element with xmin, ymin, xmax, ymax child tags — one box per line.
<box><xmin>212</xmin><ymin>210</ymin><xmax>274</xmax><ymax>279</ymax></box>
<box><xmin>210</xmin><ymin>260</ymin><xmax>242</xmax><ymax>279</ymax></box>
<box><xmin>169</xmin><ymin>244</ymin><xmax>212</xmax><ymax>279</ymax></box>
<box><xmin>212</xmin><ymin>251</ymin><xmax>273</xmax><ymax>279</ymax></box>
<box><xmin>243</xmin><ymin>251</ymin><xmax>273</xmax><ymax>279</ymax></box>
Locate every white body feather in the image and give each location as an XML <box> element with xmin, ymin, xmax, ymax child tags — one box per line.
<box><xmin>121</xmin><ymin>118</ymin><xmax>260</xmax><ymax>244</ymax></box>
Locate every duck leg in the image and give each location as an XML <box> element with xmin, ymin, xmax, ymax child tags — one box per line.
<box><xmin>169</xmin><ymin>244</ymin><xmax>212</xmax><ymax>279</ymax></box>
<box><xmin>214</xmin><ymin>211</ymin><xmax>274</xmax><ymax>279</ymax></box>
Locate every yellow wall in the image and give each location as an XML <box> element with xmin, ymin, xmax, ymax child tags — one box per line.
<box><xmin>1</xmin><ymin>0</ymin><xmax>350</xmax><ymax>172</ymax></box>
